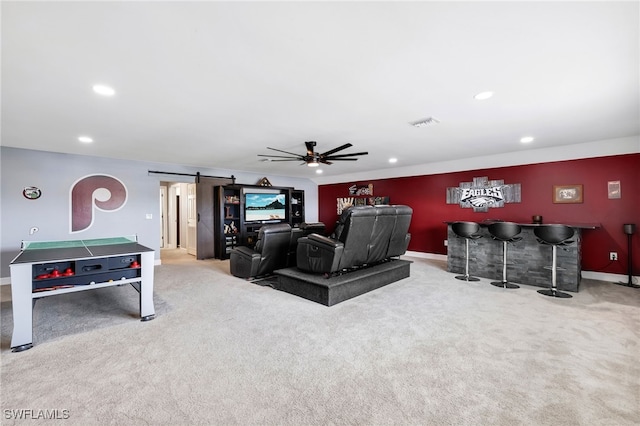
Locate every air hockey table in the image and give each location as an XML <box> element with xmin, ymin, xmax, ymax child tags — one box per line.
<box><xmin>9</xmin><ymin>235</ymin><xmax>155</xmax><ymax>352</ymax></box>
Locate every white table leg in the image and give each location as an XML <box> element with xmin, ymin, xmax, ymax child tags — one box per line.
<box><xmin>139</xmin><ymin>251</ymin><xmax>155</xmax><ymax>321</ymax></box>
<box><xmin>10</xmin><ymin>263</ymin><xmax>34</xmax><ymax>351</ymax></box>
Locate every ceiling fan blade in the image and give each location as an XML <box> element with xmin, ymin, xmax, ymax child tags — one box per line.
<box><xmin>261</xmin><ymin>142</ymin><xmax>365</xmax><ymax>167</ymax></box>
<box><xmin>265</xmin><ymin>147</ymin><xmax>304</xmax><ymax>157</ymax></box>
<box><xmin>258</xmin><ymin>154</ymin><xmax>301</xmax><ymax>159</ymax></box>
<box><xmin>320</xmin><ymin>143</ymin><xmax>353</xmax><ymax>157</ymax></box>
<box><xmin>325</xmin><ymin>151</ymin><xmax>368</xmax><ymax>159</ymax></box>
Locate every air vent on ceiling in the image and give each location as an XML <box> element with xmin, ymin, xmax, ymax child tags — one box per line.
<box><xmin>410</xmin><ymin>117</ymin><xmax>440</xmax><ymax>128</ymax></box>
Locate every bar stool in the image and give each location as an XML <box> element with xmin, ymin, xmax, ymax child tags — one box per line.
<box><xmin>488</xmin><ymin>222</ymin><xmax>522</xmax><ymax>289</ymax></box>
<box><xmin>534</xmin><ymin>224</ymin><xmax>574</xmax><ymax>298</ymax></box>
<box><xmin>451</xmin><ymin>221</ymin><xmax>482</xmax><ymax>281</ymax></box>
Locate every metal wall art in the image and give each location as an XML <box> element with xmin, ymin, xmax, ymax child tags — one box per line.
<box><xmin>446</xmin><ymin>177</ymin><xmax>521</xmax><ymax>212</ymax></box>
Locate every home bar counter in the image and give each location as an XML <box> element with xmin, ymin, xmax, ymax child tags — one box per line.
<box><xmin>446</xmin><ymin>221</ymin><xmax>600</xmax><ymax>292</ymax></box>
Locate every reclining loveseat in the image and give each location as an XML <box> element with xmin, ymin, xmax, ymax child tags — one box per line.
<box><xmin>230</xmin><ymin>222</ymin><xmax>326</xmax><ymax>279</ymax></box>
<box><xmin>296</xmin><ymin>205</ymin><xmax>413</xmax><ymax>275</ymax></box>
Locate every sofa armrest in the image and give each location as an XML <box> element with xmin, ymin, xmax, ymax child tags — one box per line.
<box><xmin>307</xmin><ymin>233</ymin><xmax>342</xmax><ymax>248</ymax></box>
<box><xmin>230</xmin><ymin>246</ymin><xmax>261</xmax><ymax>278</ymax></box>
<box><xmin>296</xmin><ymin>235</ymin><xmax>344</xmax><ymax>273</ymax></box>
<box><xmin>232</xmin><ymin>246</ymin><xmax>260</xmax><ymax>259</ymax></box>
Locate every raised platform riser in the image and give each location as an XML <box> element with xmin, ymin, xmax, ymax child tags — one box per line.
<box><xmin>275</xmin><ymin>260</ymin><xmax>411</xmax><ymax>306</ymax></box>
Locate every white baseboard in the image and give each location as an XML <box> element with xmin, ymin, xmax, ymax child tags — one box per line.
<box><xmin>404</xmin><ymin>251</ymin><xmax>448</xmax><ymax>261</ymax></box>
<box><xmin>582</xmin><ymin>270</ymin><xmax>638</xmax><ymax>285</ymax></box>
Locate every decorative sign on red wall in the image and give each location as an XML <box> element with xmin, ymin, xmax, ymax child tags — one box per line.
<box><xmin>446</xmin><ymin>176</ymin><xmax>521</xmax><ymax>212</ymax></box>
<box><xmin>348</xmin><ymin>183</ymin><xmax>373</xmax><ymax>196</ymax></box>
<box><xmin>337</xmin><ymin>196</ymin><xmax>389</xmax><ymax>214</ymax></box>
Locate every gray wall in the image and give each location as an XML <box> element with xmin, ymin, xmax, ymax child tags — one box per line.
<box><xmin>1</xmin><ymin>147</ymin><xmax>318</xmax><ymax>279</ymax></box>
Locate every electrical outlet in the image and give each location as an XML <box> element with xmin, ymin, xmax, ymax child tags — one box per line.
<box><xmin>609</xmin><ymin>252</ymin><xmax>618</xmax><ymax>261</ymax></box>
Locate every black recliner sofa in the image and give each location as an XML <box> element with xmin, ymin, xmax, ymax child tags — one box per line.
<box><xmin>274</xmin><ymin>205</ymin><xmax>413</xmax><ymax>306</ymax></box>
<box><xmin>230</xmin><ymin>222</ymin><xmax>326</xmax><ymax>279</ymax></box>
<box><xmin>296</xmin><ymin>205</ymin><xmax>412</xmax><ymax>274</ymax></box>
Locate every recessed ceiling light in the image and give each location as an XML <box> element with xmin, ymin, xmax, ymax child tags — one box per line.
<box><xmin>92</xmin><ymin>84</ymin><xmax>115</xmax><ymax>96</ymax></box>
<box><xmin>78</xmin><ymin>136</ymin><xmax>93</xmax><ymax>143</ymax></box>
<box><xmin>389</xmin><ymin>158</ymin><xmax>398</xmax><ymax>163</ymax></box>
<box><xmin>474</xmin><ymin>91</ymin><xmax>494</xmax><ymax>100</ymax></box>
<box><xmin>315</xmin><ymin>169</ymin><xmax>323</xmax><ymax>174</ymax></box>
<box><xmin>520</xmin><ymin>136</ymin><xmax>535</xmax><ymax>143</ymax></box>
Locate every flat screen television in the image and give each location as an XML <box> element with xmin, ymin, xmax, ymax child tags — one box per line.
<box><xmin>244</xmin><ymin>193</ymin><xmax>287</xmax><ymax>223</ymax></box>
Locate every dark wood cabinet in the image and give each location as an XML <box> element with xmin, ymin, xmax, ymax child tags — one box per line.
<box><xmin>214</xmin><ymin>185</ymin><xmax>304</xmax><ymax>259</ymax></box>
<box><xmin>290</xmin><ymin>190</ymin><xmax>304</xmax><ymax>227</ymax></box>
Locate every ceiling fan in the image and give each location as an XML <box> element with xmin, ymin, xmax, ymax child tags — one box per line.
<box><xmin>258</xmin><ymin>141</ymin><xmax>368</xmax><ymax>167</ymax></box>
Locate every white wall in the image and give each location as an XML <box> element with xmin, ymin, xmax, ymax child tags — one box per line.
<box><xmin>0</xmin><ymin>147</ymin><xmax>318</xmax><ymax>279</ymax></box>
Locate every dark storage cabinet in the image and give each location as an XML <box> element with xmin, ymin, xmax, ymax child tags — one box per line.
<box><xmin>214</xmin><ymin>185</ymin><xmax>305</xmax><ymax>259</ymax></box>
<box><xmin>215</xmin><ymin>186</ymin><xmax>241</xmax><ymax>259</ymax></box>
<box><xmin>291</xmin><ymin>190</ymin><xmax>304</xmax><ymax>227</ymax></box>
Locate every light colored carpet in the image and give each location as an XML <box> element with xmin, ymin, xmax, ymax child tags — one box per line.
<box><xmin>1</xmin><ymin>249</ymin><xmax>638</xmax><ymax>425</ymax></box>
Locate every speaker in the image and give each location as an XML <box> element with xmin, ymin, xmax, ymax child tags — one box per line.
<box><xmin>623</xmin><ymin>223</ymin><xmax>636</xmax><ymax>235</ymax></box>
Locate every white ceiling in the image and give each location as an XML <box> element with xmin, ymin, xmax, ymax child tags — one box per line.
<box><xmin>2</xmin><ymin>1</ymin><xmax>639</xmax><ymax>181</ymax></box>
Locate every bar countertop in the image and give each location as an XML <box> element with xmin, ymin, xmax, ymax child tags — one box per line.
<box><xmin>445</xmin><ymin>220</ymin><xmax>601</xmax><ymax>230</ymax></box>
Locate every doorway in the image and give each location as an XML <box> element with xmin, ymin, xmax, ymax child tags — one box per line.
<box><xmin>160</xmin><ymin>182</ymin><xmax>194</xmax><ymax>258</ymax></box>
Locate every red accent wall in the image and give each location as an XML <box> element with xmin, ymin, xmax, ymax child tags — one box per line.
<box><xmin>318</xmin><ymin>154</ymin><xmax>640</xmax><ymax>275</ymax></box>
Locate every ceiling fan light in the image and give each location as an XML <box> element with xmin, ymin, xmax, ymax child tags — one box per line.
<box><xmin>307</xmin><ymin>161</ymin><xmax>319</xmax><ymax>167</ymax></box>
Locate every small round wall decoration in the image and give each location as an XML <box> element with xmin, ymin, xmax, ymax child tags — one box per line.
<box><xmin>23</xmin><ymin>186</ymin><xmax>42</xmax><ymax>200</ymax></box>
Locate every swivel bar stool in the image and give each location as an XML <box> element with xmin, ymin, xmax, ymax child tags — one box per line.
<box><xmin>488</xmin><ymin>222</ymin><xmax>522</xmax><ymax>289</ymax></box>
<box><xmin>534</xmin><ymin>224</ymin><xmax>574</xmax><ymax>298</ymax></box>
<box><xmin>452</xmin><ymin>221</ymin><xmax>482</xmax><ymax>281</ymax></box>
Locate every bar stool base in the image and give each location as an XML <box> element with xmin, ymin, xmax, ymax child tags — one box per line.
<box><xmin>455</xmin><ymin>275</ymin><xmax>480</xmax><ymax>281</ymax></box>
<box><xmin>537</xmin><ymin>288</ymin><xmax>572</xmax><ymax>298</ymax></box>
<box><xmin>491</xmin><ymin>281</ymin><xmax>519</xmax><ymax>289</ymax></box>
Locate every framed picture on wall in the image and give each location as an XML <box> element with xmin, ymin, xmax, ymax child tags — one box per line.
<box><xmin>553</xmin><ymin>184</ymin><xmax>583</xmax><ymax>203</ymax></box>
<box><xmin>607</xmin><ymin>181</ymin><xmax>621</xmax><ymax>199</ymax></box>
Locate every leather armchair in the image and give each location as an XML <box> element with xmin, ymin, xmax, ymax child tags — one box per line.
<box><xmin>230</xmin><ymin>223</ymin><xmax>292</xmax><ymax>279</ymax></box>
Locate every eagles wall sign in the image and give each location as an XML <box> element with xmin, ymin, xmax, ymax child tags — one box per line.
<box><xmin>446</xmin><ymin>176</ymin><xmax>521</xmax><ymax>212</ymax></box>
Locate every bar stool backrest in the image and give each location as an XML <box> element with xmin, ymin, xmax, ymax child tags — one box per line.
<box><xmin>534</xmin><ymin>224</ymin><xmax>574</xmax><ymax>245</ymax></box>
<box><xmin>452</xmin><ymin>221</ymin><xmax>481</xmax><ymax>239</ymax></box>
<box><xmin>488</xmin><ymin>222</ymin><xmax>522</xmax><ymax>242</ymax></box>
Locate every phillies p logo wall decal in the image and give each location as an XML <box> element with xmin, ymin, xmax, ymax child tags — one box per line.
<box><xmin>70</xmin><ymin>174</ymin><xmax>128</xmax><ymax>233</ymax></box>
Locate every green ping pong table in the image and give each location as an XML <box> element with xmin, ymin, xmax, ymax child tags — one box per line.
<box><xmin>9</xmin><ymin>235</ymin><xmax>155</xmax><ymax>352</ymax></box>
